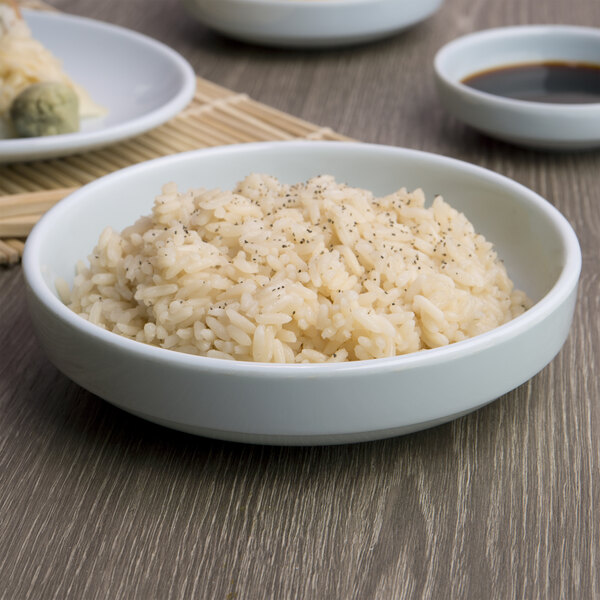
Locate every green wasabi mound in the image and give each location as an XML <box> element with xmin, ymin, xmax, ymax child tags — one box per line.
<box><xmin>9</xmin><ymin>81</ymin><xmax>80</xmax><ymax>137</ymax></box>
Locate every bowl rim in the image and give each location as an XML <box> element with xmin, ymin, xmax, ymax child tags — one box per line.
<box><xmin>184</xmin><ymin>0</ymin><xmax>419</xmax><ymax>9</ymax></box>
<box><xmin>22</xmin><ymin>140</ymin><xmax>582</xmax><ymax>378</ymax></box>
<box><xmin>434</xmin><ymin>24</ymin><xmax>600</xmax><ymax>112</ymax></box>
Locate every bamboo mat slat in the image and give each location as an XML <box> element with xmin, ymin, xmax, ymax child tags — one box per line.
<box><xmin>0</xmin><ymin>76</ymin><xmax>350</xmax><ymax>266</ymax></box>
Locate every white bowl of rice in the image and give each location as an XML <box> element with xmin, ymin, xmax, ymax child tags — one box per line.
<box><xmin>23</xmin><ymin>141</ymin><xmax>581</xmax><ymax>445</ymax></box>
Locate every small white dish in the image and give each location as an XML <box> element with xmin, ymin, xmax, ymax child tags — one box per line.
<box><xmin>22</xmin><ymin>141</ymin><xmax>581</xmax><ymax>445</ymax></box>
<box><xmin>0</xmin><ymin>10</ymin><xmax>196</xmax><ymax>163</ymax></box>
<box><xmin>182</xmin><ymin>0</ymin><xmax>443</xmax><ymax>48</ymax></box>
<box><xmin>434</xmin><ymin>25</ymin><xmax>600</xmax><ymax>150</ymax></box>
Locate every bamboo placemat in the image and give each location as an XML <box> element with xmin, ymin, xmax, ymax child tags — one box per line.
<box><xmin>0</xmin><ymin>76</ymin><xmax>350</xmax><ymax>266</ymax></box>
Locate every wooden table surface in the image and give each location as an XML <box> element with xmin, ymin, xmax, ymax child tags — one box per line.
<box><xmin>1</xmin><ymin>0</ymin><xmax>599</xmax><ymax>598</ymax></box>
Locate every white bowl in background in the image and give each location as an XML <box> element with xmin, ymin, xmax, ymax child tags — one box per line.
<box><xmin>434</xmin><ymin>26</ymin><xmax>600</xmax><ymax>150</ymax></box>
<box><xmin>22</xmin><ymin>141</ymin><xmax>581</xmax><ymax>445</ymax></box>
<box><xmin>0</xmin><ymin>10</ymin><xmax>196</xmax><ymax>162</ymax></box>
<box><xmin>182</xmin><ymin>0</ymin><xmax>443</xmax><ymax>48</ymax></box>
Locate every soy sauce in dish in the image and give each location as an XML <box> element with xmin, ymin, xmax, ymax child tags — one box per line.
<box><xmin>461</xmin><ymin>61</ymin><xmax>600</xmax><ymax>104</ymax></box>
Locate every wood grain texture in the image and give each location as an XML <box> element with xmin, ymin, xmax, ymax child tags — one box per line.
<box><xmin>1</xmin><ymin>0</ymin><xmax>599</xmax><ymax>598</ymax></box>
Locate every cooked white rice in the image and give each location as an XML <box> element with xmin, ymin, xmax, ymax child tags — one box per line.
<box><xmin>64</xmin><ymin>174</ymin><xmax>531</xmax><ymax>363</ymax></box>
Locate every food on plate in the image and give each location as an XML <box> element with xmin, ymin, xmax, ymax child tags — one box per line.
<box><xmin>10</xmin><ymin>81</ymin><xmax>79</xmax><ymax>136</ymax></box>
<box><xmin>62</xmin><ymin>174</ymin><xmax>531</xmax><ymax>363</ymax></box>
<box><xmin>0</xmin><ymin>0</ymin><xmax>105</xmax><ymax>138</ymax></box>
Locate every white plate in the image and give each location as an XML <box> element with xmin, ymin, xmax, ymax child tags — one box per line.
<box><xmin>434</xmin><ymin>26</ymin><xmax>600</xmax><ymax>150</ymax></box>
<box><xmin>0</xmin><ymin>10</ymin><xmax>196</xmax><ymax>163</ymax></box>
<box><xmin>22</xmin><ymin>141</ymin><xmax>581</xmax><ymax>445</ymax></box>
<box><xmin>182</xmin><ymin>0</ymin><xmax>443</xmax><ymax>48</ymax></box>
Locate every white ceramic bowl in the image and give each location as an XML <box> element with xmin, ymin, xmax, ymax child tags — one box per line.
<box><xmin>182</xmin><ymin>0</ymin><xmax>443</xmax><ymax>48</ymax></box>
<box><xmin>0</xmin><ymin>10</ymin><xmax>196</xmax><ymax>162</ymax></box>
<box><xmin>22</xmin><ymin>141</ymin><xmax>581</xmax><ymax>445</ymax></box>
<box><xmin>434</xmin><ymin>26</ymin><xmax>600</xmax><ymax>150</ymax></box>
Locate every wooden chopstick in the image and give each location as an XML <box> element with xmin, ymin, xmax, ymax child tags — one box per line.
<box><xmin>0</xmin><ymin>187</ymin><xmax>78</xmax><ymax>220</ymax></box>
<box><xmin>0</xmin><ymin>214</ymin><xmax>41</xmax><ymax>237</ymax></box>
<box><xmin>0</xmin><ymin>238</ymin><xmax>20</xmax><ymax>266</ymax></box>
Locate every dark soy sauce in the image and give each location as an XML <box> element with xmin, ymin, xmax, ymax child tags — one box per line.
<box><xmin>461</xmin><ymin>61</ymin><xmax>600</xmax><ymax>104</ymax></box>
